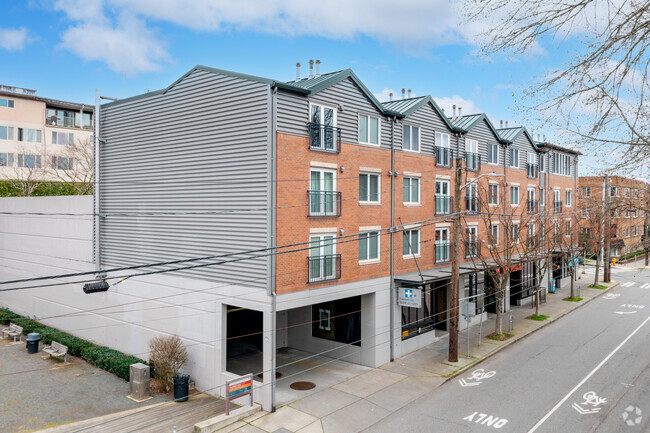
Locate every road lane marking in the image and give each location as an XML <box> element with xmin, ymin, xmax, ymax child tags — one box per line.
<box><xmin>572</xmin><ymin>391</ymin><xmax>607</xmax><ymax>414</ymax></box>
<box><xmin>463</xmin><ymin>412</ymin><xmax>508</xmax><ymax>428</ymax></box>
<box><xmin>614</xmin><ymin>311</ymin><xmax>638</xmax><ymax>315</ymax></box>
<box><xmin>459</xmin><ymin>369</ymin><xmax>496</xmax><ymax>387</ymax></box>
<box><xmin>622</xmin><ymin>282</ymin><xmax>636</xmax><ymax>287</ymax></box>
<box><xmin>603</xmin><ymin>293</ymin><xmax>620</xmax><ymax>299</ymax></box>
<box><xmin>527</xmin><ymin>316</ymin><xmax>650</xmax><ymax>433</ymax></box>
<box><xmin>641</xmin><ymin>283</ymin><xmax>649</xmax><ymax>289</ymax></box>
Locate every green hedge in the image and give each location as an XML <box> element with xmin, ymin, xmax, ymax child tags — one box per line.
<box><xmin>0</xmin><ymin>308</ymin><xmax>145</xmax><ymax>381</ymax></box>
<box><xmin>0</xmin><ymin>181</ymin><xmax>92</xmax><ymax>197</ymax></box>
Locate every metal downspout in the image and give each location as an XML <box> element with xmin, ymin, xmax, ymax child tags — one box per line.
<box><xmin>389</xmin><ymin>116</ymin><xmax>396</xmax><ymax>362</ymax></box>
<box><xmin>269</xmin><ymin>86</ymin><xmax>278</xmax><ymax>412</ymax></box>
<box><xmin>93</xmin><ymin>90</ymin><xmax>101</xmax><ymax>270</ymax></box>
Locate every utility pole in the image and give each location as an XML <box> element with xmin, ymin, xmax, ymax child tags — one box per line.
<box><xmin>449</xmin><ymin>154</ymin><xmax>462</xmax><ymax>362</ymax></box>
<box><xmin>603</xmin><ymin>175</ymin><xmax>611</xmax><ymax>282</ymax></box>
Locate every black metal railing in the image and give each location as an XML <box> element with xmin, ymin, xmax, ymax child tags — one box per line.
<box><xmin>527</xmin><ymin>199</ymin><xmax>539</xmax><ymax>214</ymax></box>
<box><xmin>434</xmin><ymin>147</ymin><xmax>453</xmax><ymax>168</ymax></box>
<box><xmin>465</xmin><ymin>241</ymin><xmax>478</xmax><ymax>258</ymax></box>
<box><xmin>307</xmin><ymin>190</ymin><xmax>342</xmax><ymax>217</ymax></box>
<box><xmin>435</xmin><ymin>242</ymin><xmax>450</xmax><ymax>263</ymax></box>
<box><xmin>465</xmin><ymin>196</ymin><xmax>480</xmax><ymax>214</ymax></box>
<box><xmin>527</xmin><ymin>163</ymin><xmax>538</xmax><ymax>179</ymax></box>
<box><xmin>307</xmin><ymin>254</ymin><xmax>341</xmax><ymax>283</ymax></box>
<box><xmin>465</xmin><ymin>152</ymin><xmax>481</xmax><ymax>171</ymax></box>
<box><xmin>435</xmin><ymin>195</ymin><xmax>453</xmax><ymax>215</ymax></box>
<box><xmin>553</xmin><ymin>200</ymin><xmax>563</xmax><ymax>214</ymax></box>
<box><xmin>308</xmin><ymin>122</ymin><xmax>341</xmax><ymax>153</ymax></box>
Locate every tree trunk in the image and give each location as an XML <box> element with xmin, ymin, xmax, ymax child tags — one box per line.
<box><xmin>495</xmin><ymin>285</ymin><xmax>504</xmax><ymax>335</ymax></box>
<box><xmin>570</xmin><ymin>268</ymin><xmax>575</xmax><ymax>298</ymax></box>
<box><xmin>593</xmin><ymin>251</ymin><xmax>601</xmax><ymax>286</ymax></box>
<box><xmin>535</xmin><ymin>283</ymin><xmax>540</xmax><ymax>316</ymax></box>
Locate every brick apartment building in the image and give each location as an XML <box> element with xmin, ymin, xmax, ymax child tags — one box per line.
<box><xmin>0</xmin><ymin>84</ymin><xmax>94</xmax><ymax>185</ymax></box>
<box><xmin>95</xmin><ymin>64</ymin><xmax>580</xmax><ymax>409</ymax></box>
<box><xmin>579</xmin><ymin>176</ymin><xmax>649</xmax><ymax>257</ymax></box>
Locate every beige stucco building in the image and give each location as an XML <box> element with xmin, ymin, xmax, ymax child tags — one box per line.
<box><xmin>0</xmin><ymin>84</ymin><xmax>93</xmax><ymax>183</ymax></box>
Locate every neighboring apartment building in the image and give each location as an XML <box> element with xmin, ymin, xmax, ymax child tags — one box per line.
<box><xmin>0</xmin><ymin>84</ymin><xmax>94</xmax><ymax>183</ymax></box>
<box><xmin>92</xmin><ymin>65</ymin><xmax>580</xmax><ymax>409</ymax></box>
<box><xmin>578</xmin><ymin>175</ymin><xmax>648</xmax><ymax>257</ymax></box>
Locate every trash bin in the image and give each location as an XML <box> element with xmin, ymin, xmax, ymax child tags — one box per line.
<box><xmin>173</xmin><ymin>374</ymin><xmax>190</xmax><ymax>402</ymax></box>
<box><xmin>26</xmin><ymin>333</ymin><xmax>40</xmax><ymax>354</ymax></box>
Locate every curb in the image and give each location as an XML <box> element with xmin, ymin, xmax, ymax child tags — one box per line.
<box><xmin>441</xmin><ymin>281</ymin><xmax>620</xmax><ymax>384</ymax></box>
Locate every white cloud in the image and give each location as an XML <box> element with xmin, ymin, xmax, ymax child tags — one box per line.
<box><xmin>433</xmin><ymin>95</ymin><xmax>479</xmax><ymax>116</ymax></box>
<box><xmin>374</xmin><ymin>88</ymin><xmax>417</xmax><ymax>102</ymax></box>
<box><xmin>0</xmin><ymin>27</ymin><xmax>29</xmax><ymax>52</ymax></box>
<box><xmin>55</xmin><ymin>1</ymin><xmax>170</xmax><ymax>74</ymax></box>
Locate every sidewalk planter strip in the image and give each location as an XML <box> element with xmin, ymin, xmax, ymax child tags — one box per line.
<box><xmin>527</xmin><ymin>315</ymin><xmax>549</xmax><ymax>321</ymax></box>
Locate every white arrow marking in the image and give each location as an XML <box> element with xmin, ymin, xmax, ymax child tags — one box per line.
<box><xmin>572</xmin><ymin>403</ymin><xmax>600</xmax><ymax>415</ymax></box>
<box><xmin>459</xmin><ymin>378</ymin><xmax>481</xmax><ymax>387</ymax></box>
<box><xmin>614</xmin><ymin>311</ymin><xmax>638</xmax><ymax>315</ymax></box>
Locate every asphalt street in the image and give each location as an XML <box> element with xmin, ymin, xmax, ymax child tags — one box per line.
<box><xmin>368</xmin><ymin>266</ymin><xmax>649</xmax><ymax>433</ymax></box>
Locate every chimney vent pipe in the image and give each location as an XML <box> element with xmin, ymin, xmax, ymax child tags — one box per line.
<box><xmin>407</xmin><ymin>88</ymin><xmax>411</xmax><ymax>98</ymax></box>
<box><xmin>389</xmin><ymin>92</ymin><xmax>393</xmax><ymax>101</ymax></box>
<box><xmin>505</xmin><ymin>120</ymin><xmax>509</xmax><ymax>128</ymax></box>
<box><xmin>500</xmin><ymin>120</ymin><xmax>503</xmax><ymax>128</ymax></box>
<box><xmin>309</xmin><ymin>59</ymin><xmax>314</xmax><ymax>79</ymax></box>
<box><xmin>296</xmin><ymin>62</ymin><xmax>301</xmax><ymax>81</ymax></box>
<box><xmin>315</xmin><ymin>59</ymin><xmax>321</xmax><ymax>77</ymax></box>
<box><xmin>453</xmin><ymin>105</ymin><xmax>456</xmax><ymax>117</ymax></box>
<box><xmin>458</xmin><ymin>107</ymin><xmax>462</xmax><ymax>117</ymax></box>
<box><xmin>401</xmin><ymin>88</ymin><xmax>405</xmax><ymax>98</ymax></box>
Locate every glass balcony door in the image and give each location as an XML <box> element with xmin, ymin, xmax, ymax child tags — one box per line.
<box><xmin>310</xmin><ymin>169</ymin><xmax>336</xmax><ymax>216</ymax></box>
<box><xmin>309</xmin><ymin>234</ymin><xmax>336</xmax><ymax>281</ymax></box>
<box><xmin>310</xmin><ymin>104</ymin><xmax>336</xmax><ymax>151</ymax></box>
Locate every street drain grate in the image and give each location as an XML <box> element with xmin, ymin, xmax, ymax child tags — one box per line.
<box><xmin>290</xmin><ymin>381</ymin><xmax>316</xmax><ymax>390</ymax></box>
<box><xmin>257</xmin><ymin>372</ymin><xmax>283</xmax><ymax>379</ymax></box>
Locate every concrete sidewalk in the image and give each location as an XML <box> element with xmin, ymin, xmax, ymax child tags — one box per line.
<box><xmin>222</xmin><ymin>277</ymin><xmax>619</xmax><ymax>433</ymax></box>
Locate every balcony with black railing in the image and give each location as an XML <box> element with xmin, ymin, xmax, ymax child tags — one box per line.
<box><xmin>465</xmin><ymin>152</ymin><xmax>481</xmax><ymax>171</ymax></box>
<box><xmin>308</xmin><ymin>122</ymin><xmax>341</xmax><ymax>153</ymax></box>
<box><xmin>434</xmin><ymin>147</ymin><xmax>453</xmax><ymax>168</ymax></box>
<box><xmin>465</xmin><ymin>196</ymin><xmax>480</xmax><ymax>214</ymax></box>
<box><xmin>435</xmin><ymin>195</ymin><xmax>453</xmax><ymax>215</ymax></box>
<box><xmin>465</xmin><ymin>240</ymin><xmax>478</xmax><ymax>258</ymax></box>
<box><xmin>307</xmin><ymin>254</ymin><xmax>341</xmax><ymax>283</ymax></box>
<box><xmin>527</xmin><ymin>163</ymin><xmax>538</xmax><ymax>179</ymax></box>
<box><xmin>308</xmin><ymin>190</ymin><xmax>342</xmax><ymax>217</ymax></box>
<box><xmin>553</xmin><ymin>200</ymin><xmax>563</xmax><ymax>214</ymax></box>
<box><xmin>435</xmin><ymin>242</ymin><xmax>450</xmax><ymax>263</ymax></box>
<box><xmin>527</xmin><ymin>199</ymin><xmax>539</xmax><ymax>214</ymax></box>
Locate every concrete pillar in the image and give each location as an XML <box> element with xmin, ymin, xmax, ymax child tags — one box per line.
<box><xmin>360</xmin><ymin>293</ymin><xmax>376</xmax><ymax>367</ymax></box>
<box><xmin>261</xmin><ymin>308</ymin><xmax>275</xmax><ymax>412</ymax></box>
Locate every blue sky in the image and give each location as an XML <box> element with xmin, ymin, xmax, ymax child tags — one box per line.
<box><xmin>2</xmin><ymin>0</ymin><xmax>591</xmax><ymax>164</ymax></box>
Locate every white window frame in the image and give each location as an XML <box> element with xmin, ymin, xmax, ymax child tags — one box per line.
<box><xmin>403</xmin><ymin>228</ymin><xmax>420</xmax><ymax>258</ymax></box>
<box><xmin>511</xmin><ymin>222</ymin><xmax>520</xmax><ymax>244</ymax></box>
<box><xmin>489</xmin><ymin>223</ymin><xmax>499</xmax><ymax>246</ymax></box>
<box><xmin>359</xmin><ymin>172</ymin><xmax>381</xmax><ymax>204</ymax></box>
<box><xmin>0</xmin><ymin>98</ymin><xmax>15</xmax><ymax>108</ymax></box>
<box><xmin>309</xmin><ymin>232</ymin><xmax>337</xmax><ymax>282</ymax></box>
<box><xmin>634</xmin><ymin>225</ymin><xmax>639</xmax><ymax>236</ymax></box>
<box><xmin>510</xmin><ymin>185</ymin><xmax>520</xmax><ymax>206</ymax></box>
<box><xmin>565</xmin><ymin>189</ymin><xmax>572</xmax><ymax>207</ymax></box>
<box><xmin>0</xmin><ymin>125</ymin><xmax>15</xmax><ymax>140</ymax></box>
<box><xmin>435</xmin><ymin>131</ymin><xmax>450</xmax><ymax>149</ymax></box>
<box><xmin>403</xmin><ymin>176</ymin><xmax>421</xmax><ymax>205</ymax></box>
<box><xmin>488</xmin><ymin>183</ymin><xmax>499</xmax><ymax>206</ymax></box>
<box><xmin>358</xmin><ymin>113</ymin><xmax>381</xmax><ymax>146</ymax></box>
<box><xmin>435</xmin><ymin>227</ymin><xmax>450</xmax><ymax>262</ymax></box>
<box><xmin>582</xmin><ymin>187</ymin><xmax>591</xmax><ymax>198</ymax></box>
<box><xmin>487</xmin><ymin>143</ymin><xmax>499</xmax><ymax>165</ymax></box>
<box><xmin>509</xmin><ymin>148</ymin><xmax>519</xmax><ymax>168</ymax></box>
<box><xmin>358</xmin><ymin>230</ymin><xmax>380</xmax><ymax>263</ymax></box>
<box><xmin>402</xmin><ymin>123</ymin><xmax>420</xmax><ymax>152</ymax></box>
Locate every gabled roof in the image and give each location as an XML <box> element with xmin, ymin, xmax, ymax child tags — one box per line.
<box><xmin>496</xmin><ymin>126</ymin><xmax>539</xmax><ymax>150</ymax></box>
<box><xmin>381</xmin><ymin>96</ymin><xmax>456</xmax><ymax>131</ymax></box>
<box><xmin>448</xmin><ymin>113</ymin><xmax>504</xmax><ymax>142</ymax></box>
<box><xmin>288</xmin><ymin>69</ymin><xmax>401</xmax><ymax>116</ymax></box>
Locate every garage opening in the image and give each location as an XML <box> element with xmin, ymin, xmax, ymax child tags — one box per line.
<box><xmin>226</xmin><ymin>305</ymin><xmax>263</xmax><ymax>377</ymax></box>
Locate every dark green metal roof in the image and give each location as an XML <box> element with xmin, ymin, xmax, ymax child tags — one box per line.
<box><xmin>496</xmin><ymin>126</ymin><xmax>541</xmax><ymax>150</ymax></box>
<box><xmin>381</xmin><ymin>96</ymin><xmax>456</xmax><ymax>131</ymax></box>
<box><xmin>381</xmin><ymin>97</ymin><xmax>427</xmax><ymax>115</ymax></box>
<box><xmin>449</xmin><ymin>113</ymin><xmax>484</xmax><ymax>132</ymax></box>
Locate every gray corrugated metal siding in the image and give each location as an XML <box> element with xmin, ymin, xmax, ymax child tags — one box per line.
<box><xmin>99</xmin><ymin>69</ymin><xmax>270</xmax><ymax>287</ymax></box>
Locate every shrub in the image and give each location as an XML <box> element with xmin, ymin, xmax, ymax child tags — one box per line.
<box><xmin>0</xmin><ymin>308</ymin><xmax>21</xmax><ymax>325</ymax></box>
<box><xmin>149</xmin><ymin>335</ymin><xmax>188</xmax><ymax>391</ymax></box>
<box><xmin>81</xmin><ymin>346</ymin><xmax>146</xmax><ymax>381</ymax></box>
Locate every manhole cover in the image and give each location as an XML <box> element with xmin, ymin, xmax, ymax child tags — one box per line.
<box><xmin>257</xmin><ymin>372</ymin><xmax>283</xmax><ymax>380</ymax></box>
<box><xmin>290</xmin><ymin>381</ymin><xmax>316</xmax><ymax>390</ymax></box>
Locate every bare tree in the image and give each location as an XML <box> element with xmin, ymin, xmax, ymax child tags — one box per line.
<box><xmin>44</xmin><ymin>136</ymin><xmax>94</xmax><ymax>195</ymax></box>
<box><xmin>7</xmin><ymin>144</ymin><xmax>47</xmax><ymax>197</ymax></box>
<box><xmin>464</xmin><ymin>181</ymin><xmax>540</xmax><ymax>335</ymax></box>
<box><xmin>464</xmin><ymin>1</ymin><xmax>650</xmax><ymax>172</ymax></box>
<box><xmin>553</xmin><ymin>213</ymin><xmax>582</xmax><ymax>298</ymax></box>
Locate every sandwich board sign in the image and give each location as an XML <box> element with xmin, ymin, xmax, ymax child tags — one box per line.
<box><xmin>225</xmin><ymin>374</ymin><xmax>253</xmax><ymax>415</ymax></box>
<box><xmin>398</xmin><ymin>287</ymin><xmax>422</xmax><ymax>308</ymax></box>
